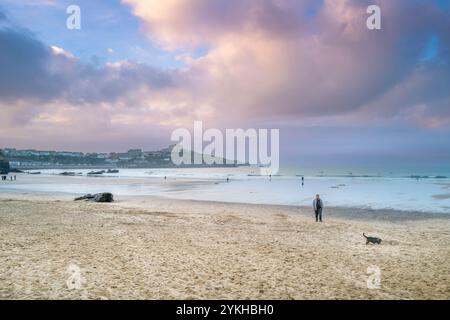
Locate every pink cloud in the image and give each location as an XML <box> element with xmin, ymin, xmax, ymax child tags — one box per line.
<box><xmin>122</xmin><ymin>0</ymin><xmax>450</xmax><ymax>127</ymax></box>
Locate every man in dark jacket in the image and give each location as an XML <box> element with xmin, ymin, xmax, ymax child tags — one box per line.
<box><xmin>313</xmin><ymin>194</ymin><xmax>323</xmax><ymax>222</ymax></box>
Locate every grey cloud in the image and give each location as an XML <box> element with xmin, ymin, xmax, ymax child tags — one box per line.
<box><xmin>0</xmin><ymin>10</ymin><xmax>175</xmax><ymax>108</ymax></box>
<box><xmin>0</xmin><ymin>26</ymin><xmax>65</xmax><ymax>102</ymax></box>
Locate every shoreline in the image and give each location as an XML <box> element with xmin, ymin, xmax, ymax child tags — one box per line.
<box><xmin>1</xmin><ymin>171</ymin><xmax>449</xmax><ymax>215</ymax></box>
<box><xmin>0</xmin><ymin>195</ymin><xmax>449</xmax><ymax>299</ymax></box>
<box><xmin>0</xmin><ymin>191</ymin><xmax>448</xmax><ymax>222</ymax></box>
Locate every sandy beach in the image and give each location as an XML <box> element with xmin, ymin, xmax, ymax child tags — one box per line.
<box><xmin>0</xmin><ymin>194</ymin><xmax>449</xmax><ymax>300</ymax></box>
<box><xmin>2</xmin><ymin>0</ymin><xmax>450</xmax><ymax>304</ymax></box>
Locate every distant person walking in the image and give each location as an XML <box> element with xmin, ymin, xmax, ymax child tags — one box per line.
<box><xmin>313</xmin><ymin>194</ymin><xmax>323</xmax><ymax>222</ymax></box>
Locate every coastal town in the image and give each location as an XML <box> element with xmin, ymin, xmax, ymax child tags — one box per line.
<box><xmin>3</xmin><ymin>146</ymin><xmax>172</xmax><ymax>169</ymax></box>
<box><xmin>0</xmin><ymin>146</ymin><xmax>173</xmax><ymax>169</ymax></box>
<box><xmin>0</xmin><ymin>145</ymin><xmax>238</xmax><ymax>171</ymax></box>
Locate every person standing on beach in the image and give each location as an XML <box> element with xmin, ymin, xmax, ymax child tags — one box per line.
<box><xmin>313</xmin><ymin>194</ymin><xmax>323</xmax><ymax>222</ymax></box>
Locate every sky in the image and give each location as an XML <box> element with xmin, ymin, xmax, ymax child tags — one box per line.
<box><xmin>0</xmin><ymin>0</ymin><xmax>449</xmax><ymax>167</ymax></box>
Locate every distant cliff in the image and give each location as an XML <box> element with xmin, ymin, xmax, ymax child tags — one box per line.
<box><xmin>0</xmin><ymin>149</ymin><xmax>10</xmax><ymax>173</ymax></box>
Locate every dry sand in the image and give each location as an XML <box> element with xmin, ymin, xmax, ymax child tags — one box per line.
<box><xmin>0</xmin><ymin>195</ymin><xmax>449</xmax><ymax>299</ymax></box>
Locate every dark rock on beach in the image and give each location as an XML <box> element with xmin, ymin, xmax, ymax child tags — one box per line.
<box><xmin>93</xmin><ymin>193</ymin><xmax>114</xmax><ymax>202</ymax></box>
<box><xmin>60</xmin><ymin>171</ymin><xmax>76</xmax><ymax>176</ymax></box>
<box><xmin>74</xmin><ymin>194</ymin><xmax>95</xmax><ymax>201</ymax></box>
<box><xmin>74</xmin><ymin>192</ymin><xmax>114</xmax><ymax>202</ymax></box>
<box><xmin>87</xmin><ymin>170</ymin><xmax>106</xmax><ymax>175</ymax></box>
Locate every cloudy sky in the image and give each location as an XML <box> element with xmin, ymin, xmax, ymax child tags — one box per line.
<box><xmin>0</xmin><ymin>0</ymin><xmax>449</xmax><ymax>166</ymax></box>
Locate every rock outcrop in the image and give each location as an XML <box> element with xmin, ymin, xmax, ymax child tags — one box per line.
<box><xmin>87</xmin><ymin>170</ymin><xmax>105</xmax><ymax>175</ymax></box>
<box><xmin>60</xmin><ymin>171</ymin><xmax>76</xmax><ymax>176</ymax></box>
<box><xmin>74</xmin><ymin>192</ymin><xmax>114</xmax><ymax>202</ymax></box>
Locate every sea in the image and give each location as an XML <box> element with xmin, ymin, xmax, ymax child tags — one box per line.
<box><xmin>1</xmin><ymin>165</ymin><xmax>449</xmax><ymax>214</ymax></box>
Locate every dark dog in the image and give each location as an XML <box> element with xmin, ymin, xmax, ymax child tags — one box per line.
<box><xmin>363</xmin><ymin>233</ymin><xmax>382</xmax><ymax>245</ymax></box>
